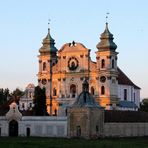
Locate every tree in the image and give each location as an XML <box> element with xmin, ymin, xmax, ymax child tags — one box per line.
<box><xmin>33</xmin><ymin>86</ymin><xmax>48</xmax><ymax>116</ymax></box>
<box><xmin>12</xmin><ymin>88</ymin><xmax>24</xmax><ymax>98</ymax></box>
<box><xmin>0</xmin><ymin>88</ymin><xmax>10</xmax><ymax>105</ymax></box>
<box><xmin>140</xmin><ymin>98</ymin><xmax>148</xmax><ymax>112</ymax></box>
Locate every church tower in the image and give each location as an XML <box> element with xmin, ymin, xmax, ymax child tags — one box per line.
<box><xmin>96</xmin><ymin>23</ymin><xmax>118</xmax><ymax>109</ymax></box>
<box><xmin>37</xmin><ymin>27</ymin><xmax>58</xmax><ymax>113</ymax></box>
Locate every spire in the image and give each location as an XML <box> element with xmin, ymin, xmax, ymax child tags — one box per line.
<box><xmin>96</xmin><ymin>23</ymin><xmax>117</xmax><ymax>51</ymax></box>
<box><xmin>39</xmin><ymin>21</ymin><xmax>57</xmax><ymax>55</ymax></box>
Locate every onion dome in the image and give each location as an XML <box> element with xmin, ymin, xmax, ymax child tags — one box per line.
<box><xmin>73</xmin><ymin>79</ymin><xmax>101</xmax><ymax>108</ymax></box>
<box><xmin>39</xmin><ymin>28</ymin><xmax>57</xmax><ymax>55</ymax></box>
<box><xmin>96</xmin><ymin>23</ymin><xmax>117</xmax><ymax>51</ymax></box>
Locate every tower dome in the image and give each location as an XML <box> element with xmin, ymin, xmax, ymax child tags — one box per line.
<box><xmin>39</xmin><ymin>28</ymin><xmax>57</xmax><ymax>55</ymax></box>
<box><xmin>96</xmin><ymin>23</ymin><xmax>117</xmax><ymax>51</ymax></box>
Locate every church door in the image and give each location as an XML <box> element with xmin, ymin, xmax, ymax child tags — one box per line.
<box><xmin>76</xmin><ymin>126</ymin><xmax>81</xmax><ymax>137</ymax></box>
<box><xmin>26</xmin><ymin>127</ymin><xmax>30</xmax><ymax>137</ymax></box>
<box><xmin>9</xmin><ymin>120</ymin><xmax>18</xmax><ymax>137</ymax></box>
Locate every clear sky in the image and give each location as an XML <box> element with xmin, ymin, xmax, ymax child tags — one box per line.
<box><xmin>0</xmin><ymin>0</ymin><xmax>147</xmax><ymax>99</ymax></box>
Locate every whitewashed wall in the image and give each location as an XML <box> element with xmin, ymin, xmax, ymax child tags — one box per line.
<box><xmin>0</xmin><ymin>116</ymin><xmax>67</xmax><ymax>137</ymax></box>
<box><xmin>19</xmin><ymin>116</ymin><xmax>67</xmax><ymax>137</ymax></box>
<box><xmin>0</xmin><ymin>117</ymin><xmax>9</xmax><ymax>136</ymax></box>
<box><xmin>118</xmin><ymin>84</ymin><xmax>140</xmax><ymax>107</ymax></box>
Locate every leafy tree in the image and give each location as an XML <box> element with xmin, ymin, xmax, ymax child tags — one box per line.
<box><xmin>140</xmin><ymin>98</ymin><xmax>148</xmax><ymax>112</ymax></box>
<box><xmin>12</xmin><ymin>88</ymin><xmax>24</xmax><ymax>98</ymax></box>
<box><xmin>33</xmin><ymin>86</ymin><xmax>48</xmax><ymax>116</ymax></box>
<box><xmin>0</xmin><ymin>88</ymin><xmax>10</xmax><ymax>105</ymax></box>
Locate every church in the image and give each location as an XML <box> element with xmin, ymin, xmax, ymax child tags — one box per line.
<box><xmin>32</xmin><ymin>22</ymin><xmax>140</xmax><ymax>115</ymax></box>
<box><xmin>1</xmin><ymin>22</ymin><xmax>147</xmax><ymax>139</ymax></box>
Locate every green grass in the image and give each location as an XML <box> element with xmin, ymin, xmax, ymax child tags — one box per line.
<box><xmin>0</xmin><ymin>137</ymin><xmax>148</xmax><ymax>148</ymax></box>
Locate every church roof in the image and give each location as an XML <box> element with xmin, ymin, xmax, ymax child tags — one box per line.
<box><xmin>39</xmin><ymin>28</ymin><xmax>57</xmax><ymax>54</ymax></box>
<box><xmin>73</xmin><ymin>79</ymin><xmax>101</xmax><ymax>108</ymax></box>
<box><xmin>119</xmin><ymin>101</ymin><xmax>138</xmax><ymax>109</ymax></box>
<box><xmin>96</xmin><ymin>23</ymin><xmax>117</xmax><ymax>51</ymax></box>
<box><xmin>118</xmin><ymin>68</ymin><xmax>140</xmax><ymax>89</ymax></box>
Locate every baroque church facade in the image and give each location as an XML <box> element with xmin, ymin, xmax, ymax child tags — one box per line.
<box><xmin>32</xmin><ymin>23</ymin><xmax>140</xmax><ymax>115</ymax></box>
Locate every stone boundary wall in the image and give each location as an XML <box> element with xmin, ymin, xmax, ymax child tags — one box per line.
<box><xmin>0</xmin><ymin>116</ymin><xmax>67</xmax><ymax>137</ymax></box>
<box><xmin>104</xmin><ymin>123</ymin><xmax>148</xmax><ymax>137</ymax></box>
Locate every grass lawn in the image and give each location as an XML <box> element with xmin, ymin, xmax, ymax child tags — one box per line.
<box><xmin>0</xmin><ymin>137</ymin><xmax>148</xmax><ymax>148</ymax></box>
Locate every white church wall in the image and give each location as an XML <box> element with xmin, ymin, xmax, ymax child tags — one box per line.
<box><xmin>118</xmin><ymin>84</ymin><xmax>140</xmax><ymax>107</ymax></box>
<box><xmin>19</xmin><ymin>116</ymin><xmax>67</xmax><ymax>137</ymax></box>
<box><xmin>0</xmin><ymin>117</ymin><xmax>9</xmax><ymax>136</ymax></box>
<box><xmin>134</xmin><ymin>89</ymin><xmax>140</xmax><ymax>108</ymax></box>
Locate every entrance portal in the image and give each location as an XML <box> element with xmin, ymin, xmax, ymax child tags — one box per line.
<box><xmin>9</xmin><ymin>120</ymin><xmax>18</xmax><ymax>137</ymax></box>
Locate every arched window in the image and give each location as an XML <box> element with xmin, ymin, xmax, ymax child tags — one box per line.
<box><xmin>101</xmin><ymin>86</ymin><xmax>105</xmax><ymax>95</ymax></box>
<box><xmin>29</xmin><ymin>92</ymin><xmax>32</xmax><ymax>98</ymax></box>
<box><xmin>43</xmin><ymin>62</ymin><xmax>46</xmax><ymax>71</ymax></box>
<box><xmin>54</xmin><ymin>109</ymin><xmax>57</xmax><ymax>116</ymax></box>
<box><xmin>101</xmin><ymin>59</ymin><xmax>105</xmax><ymax>68</ymax></box>
<box><xmin>124</xmin><ymin>89</ymin><xmax>127</xmax><ymax>100</ymax></box>
<box><xmin>53</xmin><ymin>88</ymin><xmax>57</xmax><ymax>96</ymax></box>
<box><xmin>70</xmin><ymin>84</ymin><xmax>76</xmax><ymax>98</ymax></box>
<box><xmin>112</xmin><ymin>59</ymin><xmax>115</xmax><ymax>69</ymax></box>
<box><xmin>91</xmin><ymin>87</ymin><xmax>95</xmax><ymax>95</ymax></box>
<box><xmin>65</xmin><ymin>108</ymin><xmax>67</xmax><ymax>116</ymax></box>
<box><xmin>22</xmin><ymin>103</ymin><xmax>25</xmax><ymax>109</ymax></box>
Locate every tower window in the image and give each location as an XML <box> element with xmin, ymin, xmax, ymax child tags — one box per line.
<box><xmin>53</xmin><ymin>88</ymin><xmax>57</xmax><ymax>96</ymax></box>
<box><xmin>22</xmin><ymin>103</ymin><xmax>25</xmax><ymax>109</ymax></box>
<box><xmin>112</xmin><ymin>59</ymin><xmax>115</xmax><ymax>69</ymax></box>
<box><xmin>29</xmin><ymin>103</ymin><xmax>32</xmax><ymax>108</ymax></box>
<box><xmin>101</xmin><ymin>86</ymin><xmax>105</xmax><ymax>95</ymax></box>
<box><xmin>101</xmin><ymin>59</ymin><xmax>105</xmax><ymax>68</ymax></box>
<box><xmin>91</xmin><ymin>87</ymin><xmax>95</xmax><ymax>95</ymax></box>
<box><xmin>124</xmin><ymin>89</ymin><xmax>127</xmax><ymax>100</ymax></box>
<box><xmin>43</xmin><ymin>62</ymin><xmax>46</xmax><ymax>71</ymax></box>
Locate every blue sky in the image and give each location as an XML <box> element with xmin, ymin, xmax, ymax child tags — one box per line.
<box><xmin>0</xmin><ymin>0</ymin><xmax>148</xmax><ymax>98</ymax></box>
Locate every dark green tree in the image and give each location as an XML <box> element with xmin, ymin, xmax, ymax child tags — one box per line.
<box><xmin>12</xmin><ymin>88</ymin><xmax>24</xmax><ymax>98</ymax></box>
<box><xmin>140</xmin><ymin>98</ymin><xmax>148</xmax><ymax>112</ymax></box>
<box><xmin>0</xmin><ymin>88</ymin><xmax>10</xmax><ymax>105</ymax></box>
<box><xmin>33</xmin><ymin>86</ymin><xmax>48</xmax><ymax>116</ymax></box>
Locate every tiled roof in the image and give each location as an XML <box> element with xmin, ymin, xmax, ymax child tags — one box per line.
<box><xmin>118</xmin><ymin>67</ymin><xmax>140</xmax><ymax>89</ymax></box>
<box><xmin>119</xmin><ymin>100</ymin><xmax>138</xmax><ymax>108</ymax></box>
